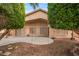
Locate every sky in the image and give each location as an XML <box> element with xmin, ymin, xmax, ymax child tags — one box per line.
<box><xmin>25</xmin><ymin>3</ymin><xmax>48</xmax><ymax>14</ymax></box>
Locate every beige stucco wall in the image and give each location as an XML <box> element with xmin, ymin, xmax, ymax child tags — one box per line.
<box><xmin>24</xmin><ymin>10</ymin><xmax>48</xmax><ymax>37</ymax></box>
<box><xmin>49</xmin><ymin>28</ymin><xmax>72</xmax><ymax>39</ymax></box>
<box><xmin>24</xmin><ymin>23</ymin><xmax>40</xmax><ymax>37</ymax></box>
<box><xmin>25</xmin><ymin>11</ymin><xmax>48</xmax><ymax>21</ymax></box>
<box><xmin>24</xmin><ymin>19</ymin><xmax>48</xmax><ymax>37</ymax></box>
<box><xmin>9</xmin><ymin>29</ymin><xmax>16</xmax><ymax>36</ymax></box>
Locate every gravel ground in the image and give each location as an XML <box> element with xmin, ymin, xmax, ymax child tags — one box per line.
<box><xmin>0</xmin><ymin>37</ymin><xmax>53</xmax><ymax>46</ymax></box>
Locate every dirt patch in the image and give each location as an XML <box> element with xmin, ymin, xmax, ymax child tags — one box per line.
<box><xmin>0</xmin><ymin>39</ymin><xmax>77</xmax><ymax>56</ymax></box>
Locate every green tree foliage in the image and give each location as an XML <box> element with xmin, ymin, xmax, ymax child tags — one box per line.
<box><xmin>30</xmin><ymin>3</ymin><xmax>39</xmax><ymax>9</ymax></box>
<box><xmin>48</xmin><ymin>3</ymin><xmax>79</xmax><ymax>30</ymax></box>
<box><xmin>0</xmin><ymin>3</ymin><xmax>25</xmax><ymax>40</ymax></box>
<box><xmin>0</xmin><ymin>3</ymin><xmax>38</xmax><ymax>40</ymax></box>
<box><xmin>0</xmin><ymin>3</ymin><xmax>25</xmax><ymax>30</ymax></box>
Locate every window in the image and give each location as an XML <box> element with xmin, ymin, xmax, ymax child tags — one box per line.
<box><xmin>40</xmin><ymin>26</ymin><xmax>48</xmax><ymax>34</ymax></box>
<box><xmin>30</xmin><ymin>27</ymin><xmax>36</xmax><ymax>34</ymax></box>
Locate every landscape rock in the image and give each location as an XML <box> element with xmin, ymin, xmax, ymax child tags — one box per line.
<box><xmin>14</xmin><ymin>46</ymin><xmax>18</xmax><ymax>49</ymax></box>
<box><xmin>3</xmin><ymin>52</ymin><xmax>11</xmax><ymax>56</ymax></box>
<box><xmin>8</xmin><ymin>45</ymin><xmax>12</xmax><ymax>47</ymax></box>
<box><xmin>8</xmin><ymin>47</ymin><xmax>13</xmax><ymax>50</ymax></box>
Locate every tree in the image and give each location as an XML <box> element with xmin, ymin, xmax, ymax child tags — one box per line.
<box><xmin>48</xmin><ymin>3</ymin><xmax>79</xmax><ymax>40</ymax></box>
<box><xmin>29</xmin><ymin>3</ymin><xmax>39</xmax><ymax>9</ymax></box>
<box><xmin>0</xmin><ymin>3</ymin><xmax>39</xmax><ymax>40</ymax></box>
<box><xmin>0</xmin><ymin>3</ymin><xmax>25</xmax><ymax>40</ymax></box>
<box><xmin>0</xmin><ymin>3</ymin><xmax>25</xmax><ymax>29</ymax></box>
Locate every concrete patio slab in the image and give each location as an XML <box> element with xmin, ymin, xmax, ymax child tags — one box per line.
<box><xmin>0</xmin><ymin>37</ymin><xmax>54</xmax><ymax>46</ymax></box>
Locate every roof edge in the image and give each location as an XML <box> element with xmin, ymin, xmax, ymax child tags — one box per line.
<box><xmin>26</xmin><ymin>9</ymin><xmax>47</xmax><ymax>16</ymax></box>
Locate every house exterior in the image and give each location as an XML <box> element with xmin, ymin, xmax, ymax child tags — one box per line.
<box><xmin>9</xmin><ymin>9</ymin><xmax>49</xmax><ymax>37</ymax></box>
<box><xmin>1</xmin><ymin>9</ymin><xmax>79</xmax><ymax>40</ymax></box>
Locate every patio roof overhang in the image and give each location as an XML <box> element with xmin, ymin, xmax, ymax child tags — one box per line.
<box><xmin>25</xmin><ymin>18</ymin><xmax>48</xmax><ymax>23</ymax></box>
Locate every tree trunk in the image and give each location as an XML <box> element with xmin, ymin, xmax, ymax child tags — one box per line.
<box><xmin>0</xmin><ymin>29</ymin><xmax>9</xmax><ymax>40</ymax></box>
<box><xmin>71</xmin><ymin>30</ymin><xmax>75</xmax><ymax>40</ymax></box>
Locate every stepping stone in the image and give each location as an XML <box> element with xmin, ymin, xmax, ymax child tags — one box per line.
<box><xmin>8</xmin><ymin>47</ymin><xmax>13</xmax><ymax>50</ymax></box>
<box><xmin>14</xmin><ymin>46</ymin><xmax>18</xmax><ymax>49</ymax></box>
<box><xmin>3</xmin><ymin>52</ymin><xmax>11</xmax><ymax>56</ymax></box>
<box><xmin>8</xmin><ymin>45</ymin><xmax>12</xmax><ymax>47</ymax></box>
